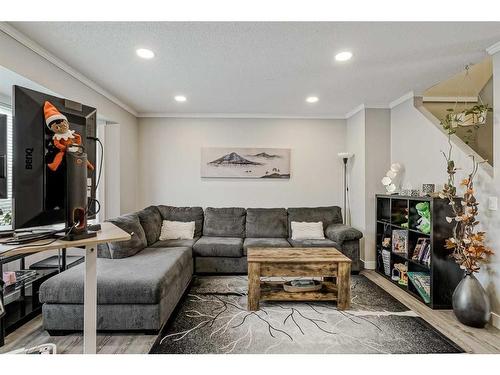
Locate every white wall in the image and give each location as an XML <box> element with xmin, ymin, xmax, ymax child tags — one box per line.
<box><xmin>138</xmin><ymin>117</ymin><xmax>346</xmax><ymax>209</ymax></box>
<box><xmin>346</xmin><ymin>108</ymin><xmax>391</xmax><ymax>267</ymax></box>
<box><xmin>391</xmin><ymin>77</ymin><xmax>500</xmax><ymax>320</ymax></box>
<box><xmin>0</xmin><ymin>30</ymin><xmax>139</xmax><ymax>214</ymax></box>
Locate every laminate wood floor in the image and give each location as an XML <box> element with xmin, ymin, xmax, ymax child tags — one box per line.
<box><xmin>1</xmin><ymin>270</ymin><xmax>498</xmax><ymax>354</ymax></box>
<box><xmin>0</xmin><ymin>315</ymin><xmax>157</xmax><ymax>354</ymax></box>
<box><xmin>362</xmin><ymin>270</ymin><xmax>500</xmax><ymax>354</ymax></box>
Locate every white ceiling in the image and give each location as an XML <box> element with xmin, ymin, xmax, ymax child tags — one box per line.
<box><xmin>7</xmin><ymin>22</ymin><xmax>500</xmax><ymax>118</ymax></box>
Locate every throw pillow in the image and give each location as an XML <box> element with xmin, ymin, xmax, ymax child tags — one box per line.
<box><xmin>159</xmin><ymin>220</ymin><xmax>195</xmax><ymax>240</ymax></box>
<box><xmin>291</xmin><ymin>221</ymin><xmax>325</xmax><ymax>240</ymax></box>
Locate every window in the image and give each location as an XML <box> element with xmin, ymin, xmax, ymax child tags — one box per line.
<box><xmin>0</xmin><ymin>102</ymin><xmax>12</xmax><ymax>229</ymax></box>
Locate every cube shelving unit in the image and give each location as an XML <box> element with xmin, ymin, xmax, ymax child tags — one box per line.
<box><xmin>375</xmin><ymin>194</ymin><xmax>463</xmax><ymax>309</ymax></box>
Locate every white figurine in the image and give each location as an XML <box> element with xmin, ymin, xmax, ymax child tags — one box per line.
<box><xmin>381</xmin><ymin>163</ymin><xmax>402</xmax><ymax>193</ymax></box>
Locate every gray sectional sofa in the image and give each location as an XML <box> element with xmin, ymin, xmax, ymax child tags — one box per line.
<box><xmin>39</xmin><ymin>205</ymin><xmax>362</xmax><ymax>334</ymax></box>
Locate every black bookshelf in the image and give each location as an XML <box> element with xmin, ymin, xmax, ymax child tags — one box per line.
<box><xmin>375</xmin><ymin>194</ymin><xmax>463</xmax><ymax>309</ymax></box>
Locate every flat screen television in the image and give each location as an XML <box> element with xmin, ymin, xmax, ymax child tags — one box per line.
<box><xmin>0</xmin><ymin>114</ymin><xmax>7</xmax><ymax>199</ymax></box>
<box><xmin>12</xmin><ymin>86</ymin><xmax>97</xmax><ymax>229</ymax></box>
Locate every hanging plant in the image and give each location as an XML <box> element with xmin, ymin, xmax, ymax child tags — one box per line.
<box><xmin>440</xmin><ymin>108</ymin><xmax>460</xmax><ymax>133</ymax></box>
<box><xmin>442</xmin><ymin>104</ymin><xmax>491</xmax><ymax>129</ymax></box>
<box><xmin>439</xmin><ymin>64</ymin><xmax>492</xmax><ymax>147</ymax></box>
<box><xmin>455</xmin><ymin>104</ymin><xmax>492</xmax><ymax>127</ymax></box>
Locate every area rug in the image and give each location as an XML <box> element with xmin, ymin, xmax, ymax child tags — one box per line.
<box><xmin>150</xmin><ymin>275</ymin><xmax>463</xmax><ymax>354</ymax></box>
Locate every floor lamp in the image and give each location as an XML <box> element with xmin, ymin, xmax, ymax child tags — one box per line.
<box><xmin>337</xmin><ymin>152</ymin><xmax>354</xmax><ymax>225</ymax></box>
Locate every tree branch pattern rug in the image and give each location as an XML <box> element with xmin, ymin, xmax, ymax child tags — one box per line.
<box><xmin>150</xmin><ymin>275</ymin><xmax>463</xmax><ymax>354</ymax></box>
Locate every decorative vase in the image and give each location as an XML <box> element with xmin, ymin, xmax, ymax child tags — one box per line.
<box><xmin>422</xmin><ymin>184</ymin><xmax>435</xmax><ymax>196</ymax></box>
<box><xmin>452</xmin><ymin>273</ymin><xmax>491</xmax><ymax>328</ymax></box>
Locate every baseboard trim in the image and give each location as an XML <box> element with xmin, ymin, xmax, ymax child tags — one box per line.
<box><xmin>491</xmin><ymin>312</ymin><xmax>500</xmax><ymax>329</ymax></box>
<box><xmin>361</xmin><ymin>259</ymin><xmax>376</xmax><ymax>270</ymax></box>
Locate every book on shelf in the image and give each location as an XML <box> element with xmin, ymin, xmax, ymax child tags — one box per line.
<box><xmin>407</xmin><ymin>272</ymin><xmax>431</xmax><ymax>303</ymax></box>
<box><xmin>412</xmin><ymin>238</ymin><xmax>427</xmax><ymax>260</ymax></box>
<box><xmin>391</xmin><ymin>229</ymin><xmax>408</xmax><ymax>256</ymax></box>
<box><xmin>419</xmin><ymin>243</ymin><xmax>431</xmax><ymax>266</ymax></box>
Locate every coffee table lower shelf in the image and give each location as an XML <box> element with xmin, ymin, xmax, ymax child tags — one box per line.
<box><xmin>260</xmin><ymin>281</ymin><xmax>338</xmax><ymax>302</ymax></box>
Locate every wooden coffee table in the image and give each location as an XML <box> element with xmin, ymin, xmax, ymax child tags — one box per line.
<box><xmin>246</xmin><ymin>247</ymin><xmax>351</xmax><ymax>311</ymax></box>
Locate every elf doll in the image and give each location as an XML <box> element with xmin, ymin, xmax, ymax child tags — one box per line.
<box><xmin>44</xmin><ymin>101</ymin><xmax>94</xmax><ymax>172</ymax></box>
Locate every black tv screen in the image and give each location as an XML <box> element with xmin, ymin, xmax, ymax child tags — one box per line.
<box><xmin>12</xmin><ymin>86</ymin><xmax>97</xmax><ymax>229</ymax></box>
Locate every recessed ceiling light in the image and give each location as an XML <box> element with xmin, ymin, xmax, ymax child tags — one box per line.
<box><xmin>306</xmin><ymin>96</ymin><xmax>319</xmax><ymax>103</ymax></box>
<box><xmin>136</xmin><ymin>48</ymin><xmax>155</xmax><ymax>59</ymax></box>
<box><xmin>335</xmin><ymin>51</ymin><xmax>353</xmax><ymax>62</ymax></box>
<box><xmin>174</xmin><ymin>95</ymin><xmax>187</xmax><ymax>102</ymax></box>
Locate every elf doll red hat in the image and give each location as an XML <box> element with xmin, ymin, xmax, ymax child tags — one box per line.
<box><xmin>43</xmin><ymin>100</ymin><xmax>94</xmax><ymax>172</ymax></box>
<box><xmin>44</xmin><ymin>101</ymin><xmax>67</xmax><ymax>127</ymax></box>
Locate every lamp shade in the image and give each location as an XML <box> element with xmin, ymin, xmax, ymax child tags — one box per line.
<box><xmin>337</xmin><ymin>152</ymin><xmax>354</xmax><ymax>159</ymax></box>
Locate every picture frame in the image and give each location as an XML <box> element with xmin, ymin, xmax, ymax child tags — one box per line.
<box><xmin>391</xmin><ymin>229</ymin><xmax>408</xmax><ymax>256</ymax></box>
<box><xmin>201</xmin><ymin>147</ymin><xmax>291</xmax><ymax>179</ymax></box>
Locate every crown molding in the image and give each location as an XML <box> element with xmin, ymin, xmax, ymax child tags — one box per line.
<box><xmin>389</xmin><ymin>91</ymin><xmax>414</xmax><ymax>109</ymax></box>
<box><xmin>344</xmin><ymin>104</ymin><xmax>365</xmax><ymax>119</ymax></box>
<box><xmin>0</xmin><ymin>22</ymin><xmax>138</xmax><ymax>117</ymax></box>
<box><xmin>486</xmin><ymin>41</ymin><xmax>500</xmax><ymax>55</ymax></box>
<box><xmin>137</xmin><ymin>112</ymin><xmax>346</xmax><ymax>120</ymax></box>
<box><xmin>344</xmin><ymin>103</ymin><xmax>391</xmax><ymax>119</ymax></box>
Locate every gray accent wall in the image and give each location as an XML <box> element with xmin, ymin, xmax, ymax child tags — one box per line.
<box><xmin>137</xmin><ymin>117</ymin><xmax>346</xmax><ymax>209</ymax></box>
<box><xmin>346</xmin><ymin>108</ymin><xmax>391</xmax><ymax>269</ymax></box>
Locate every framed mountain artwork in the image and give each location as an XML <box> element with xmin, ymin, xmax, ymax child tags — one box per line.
<box><xmin>201</xmin><ymin>147</ymin><xmax>291</xmax><ymax>179</ymax></box>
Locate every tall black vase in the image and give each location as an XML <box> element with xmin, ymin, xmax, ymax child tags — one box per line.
<box><xmin>452</xmin><ymin>273</ymin><xmax>491</xmax><ymax>328</ymax></box>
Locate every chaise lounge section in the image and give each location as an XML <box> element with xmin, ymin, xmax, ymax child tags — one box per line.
<box><xmin>39</xmin><ymin>205</ymin><xmax>362</xmax><ymax>333</ymax></box>
<box><xmin>40</xmin><ymin>208</ymin><xmax>193</xmax><ymax>333</ymax></box>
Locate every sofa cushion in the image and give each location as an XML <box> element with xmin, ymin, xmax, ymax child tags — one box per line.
<box><xmin>243</xmin><ymin>237</ymin><xmax>290</xmax><ymax>255</ymax></box>
<box><xmin>287</xmin><ymin>206</ymin><xmax>342</xmax><ymax>233</ymax></box>
<box><xmin>107</xmin><ymin>213</ymin><xmax>147</xmax><ymax>259</ymax></box>
<box><xmin>195</xmin><ymin>257</ymin><xmax>248</xmax><ymax>274</ymax></box>
<box><xmin>136</xmin><ymin>206</ymin><xmax>162</xmax><ymax>246</ymax></box>
<box><xmin>246</xmin><ymin>208</ymin><xmax>288</xmax><ymax>238</ymax></box>
<box><xmin>203</xmin><ymin>207</ymin><xmax>246</xmax><ymax>237</ymax></box>
<box><xmin>39</xmin><ymin>247</ymin><xmax>192</xmax><ymax>305</ymax></box>
<box><xmin>157</xmin><ymin>206</ymin><xmax>204</xmax><ymax>238</ymax></box>
<box><xmin>193</xmin><ymin>236</ymin><xmax>243</xmax><ymax>257</ymax></box>
<box><xmin>97</xmin><ymin>243</ymin><xmax>111</xmax><ymax>259</ymax></box>
<box><xmin>325</xmin><ymin>224</ymin><xmax>363</xmax><ymax>244</ymax></box>
<box><xmin>288</xmin><ymin>238</ymin><xmax>340</xmax><ymax>248</ymax></box>
<box><xmin>150</xmin><ymin>238</ymin><xmax>199</xmax><ymax>248</ymax></box>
